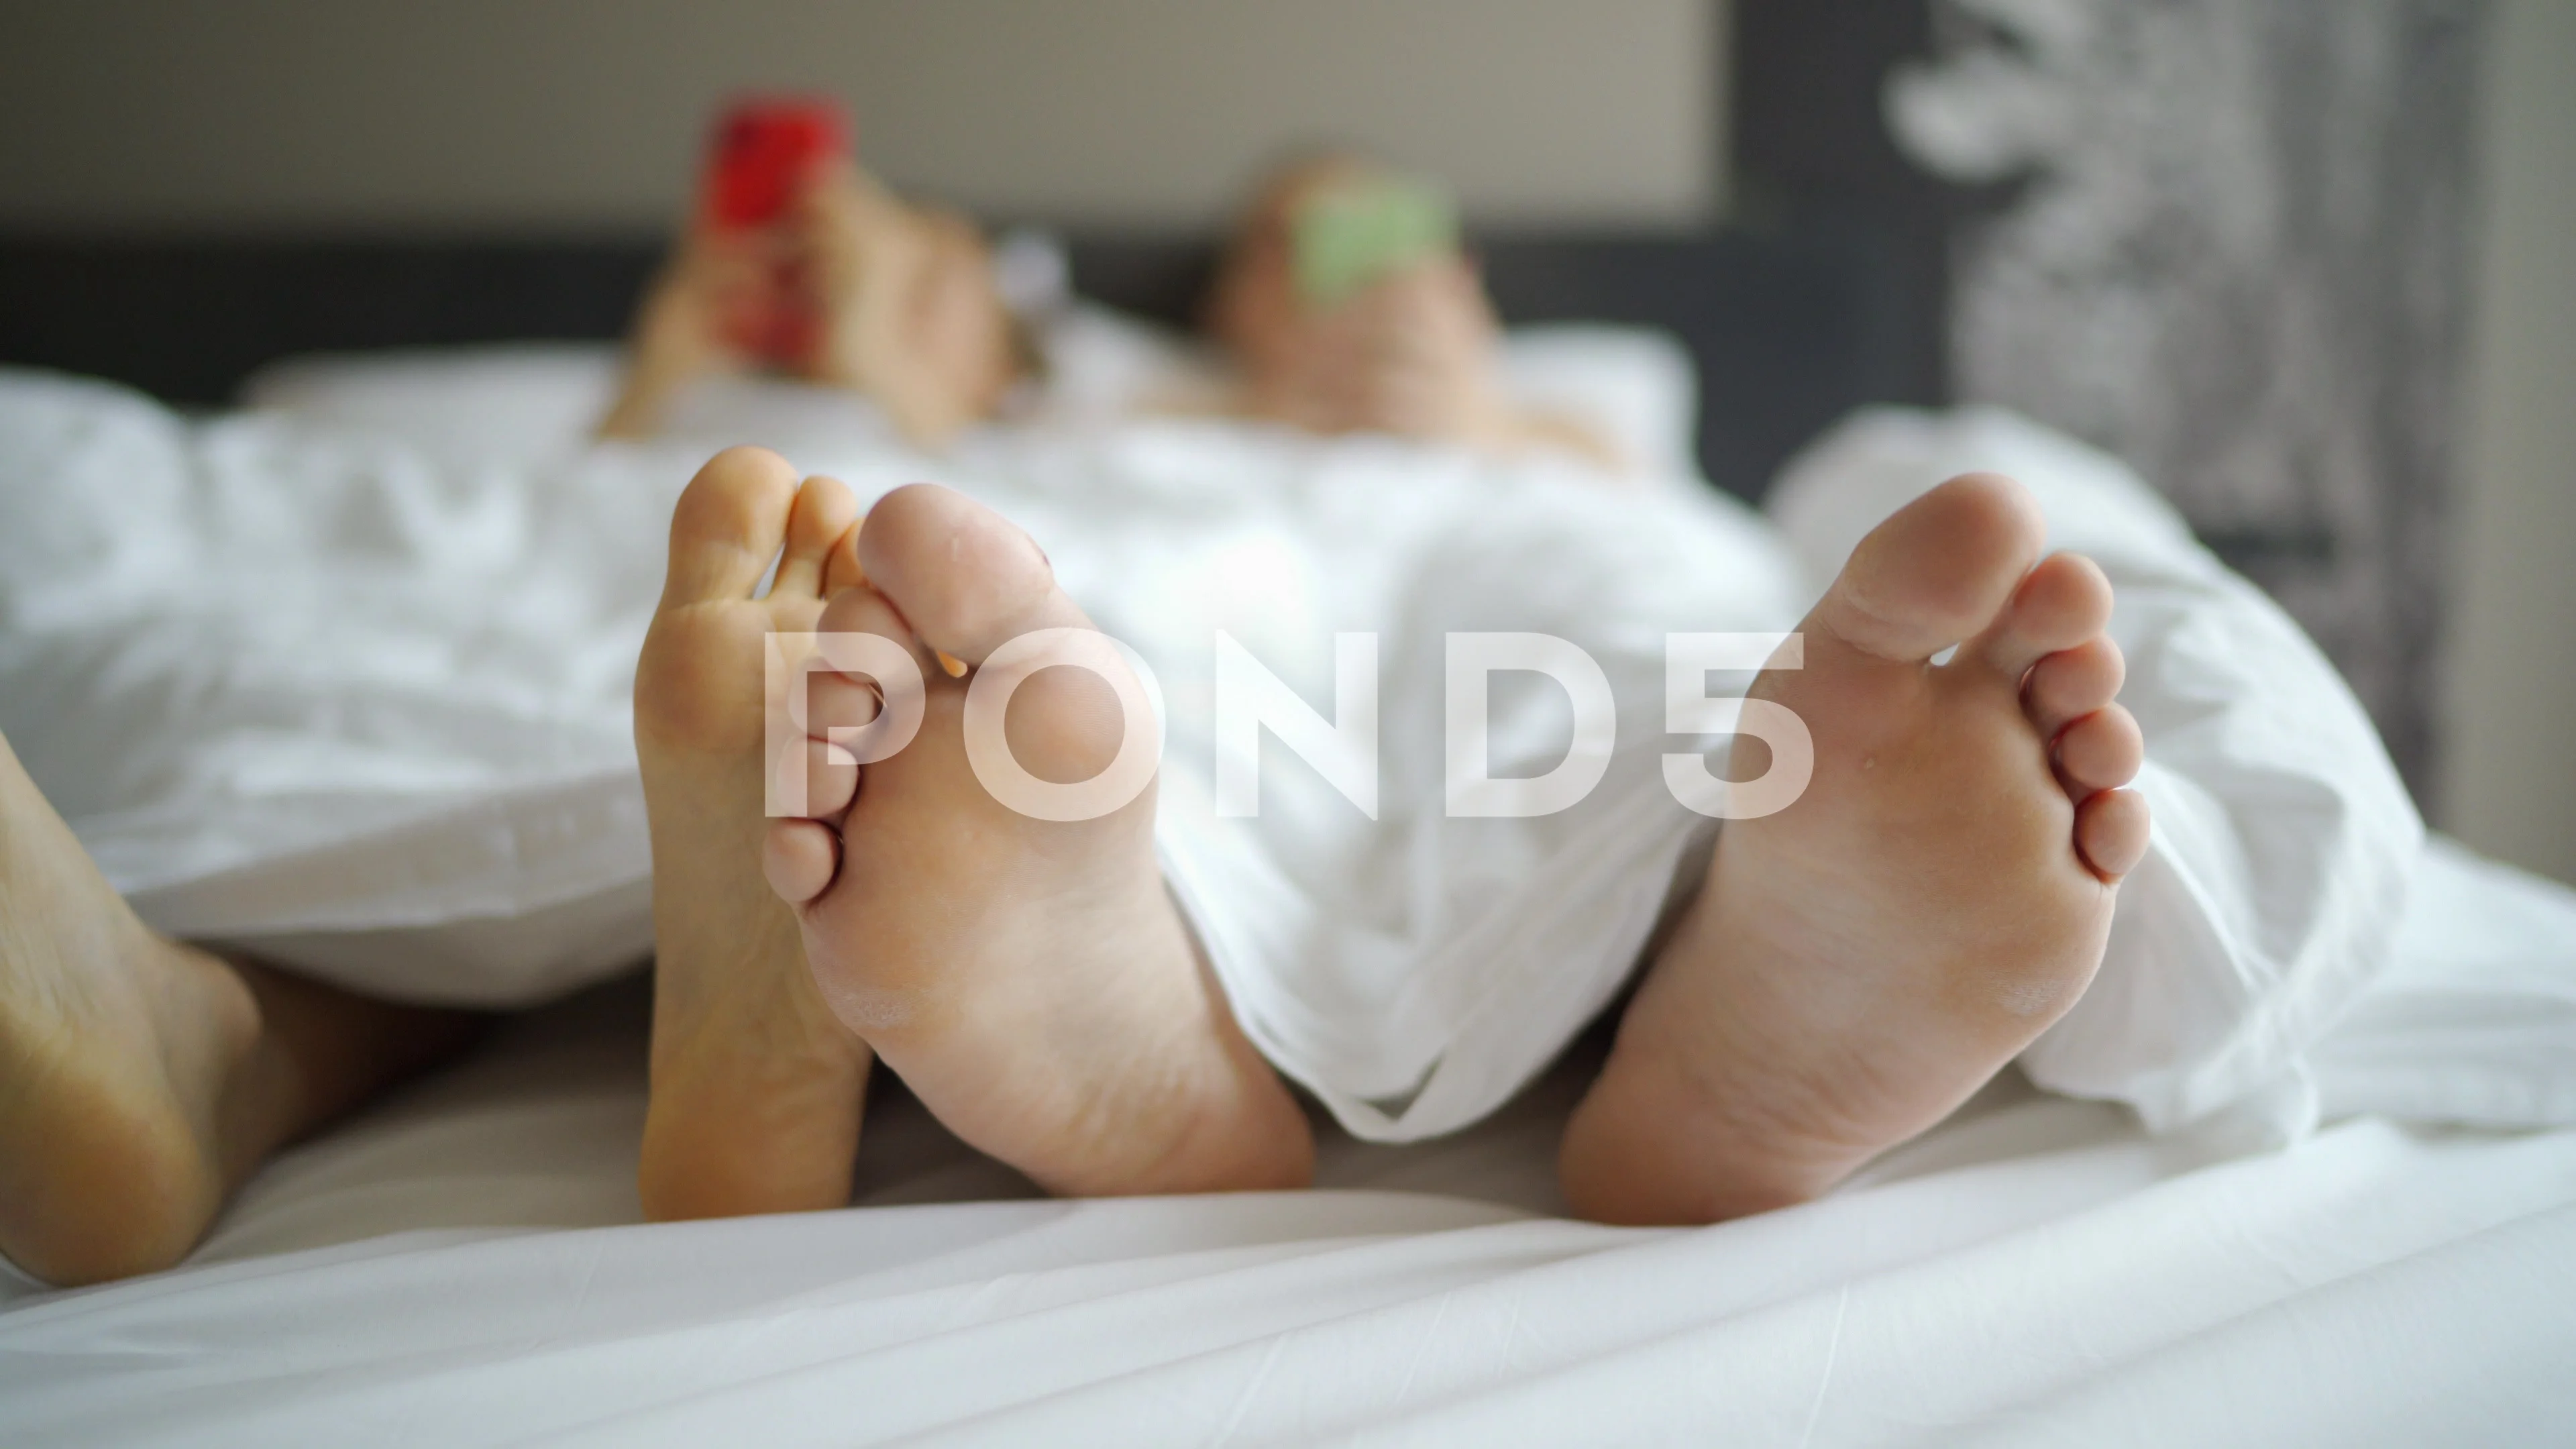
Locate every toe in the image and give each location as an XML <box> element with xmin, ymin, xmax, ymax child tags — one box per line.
<box><xmin>2025</xmin><ymin>636</ymin><xmax>2126</xmax><ymax>737</ymax></box>
<box><xmin>2074</xmin><ymin>787</ymin><xmax>2152</xmax><ymax>881</ymax></box>
<box><xmin>775</xmin><ymin>734</ymin><xmax>861</xmax><ymax>820</ymax></box>
<box><xmin>763</xmin><ymin>818</ymin><xmax>841</xmax><ymax>904</ymax></box>
<box><xmin>2054</xmin><ymin>702</ymin><xmax>2144</xmax><ymax>795</ymax></box>
<box><xmin>1973</xmin><ymin>552</ymin><xmax>2112</xmax><ymax>681</ymax></box>
<box><xmin>771</xmin><ymin>475</ymin><xmax>861</xmax><ymax>600</ymax></box>
<box><xmin>816</xmin><ymin>582</ymin><xmax>937</xmax><ymax>674</ymax></box>
<box><xmin>661</xmin><ymin>447</ymin><xmax>802</xmax><ymax>606</ymax></box>
<box><xmin>1816</xmin><ymin>471</ymin><xmax>2044</xmax><ymax>664</ymax></box>
<box><xmin>854</xmin><ymin>484</ymin><xmax>1088</xmax><ymax>661</ymax></box>
<box><xmin>820</xmin><ymin>525</ymin><xmax>869</xmax><ymax>595</ymax></box>
<box><xmin>794</xmin><ymin>668</ymin><xmax>885</xmax><ymax>751</ymax></box>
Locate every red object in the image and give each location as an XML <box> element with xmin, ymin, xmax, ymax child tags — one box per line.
<box><xmin>703</xmin><ymin>98</ymin><xmax>850</xmax><ymax>230</ymax></box>
<box><xmin>701</xmin><ymin>98</ymin><xmax>850</xmax><ymax>364</ymax></box>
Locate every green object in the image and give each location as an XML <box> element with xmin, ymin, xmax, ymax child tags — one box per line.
<box><xmin>1291</xmin><ymin>176</ymin><xmax>1458</xmax><ymax>308</ymax></box>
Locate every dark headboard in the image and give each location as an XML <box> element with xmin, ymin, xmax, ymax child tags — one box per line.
<box><xmin>0</xmin><ymin>227</ymin><xmax>1923</xmax><ymax>503</ymax></box>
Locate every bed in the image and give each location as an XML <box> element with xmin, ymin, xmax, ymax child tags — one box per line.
<box><xmin>3</xmin><ymin>841</ymin><xmax>2572</xmax><ymax>1446</ymax></box>
<box><xmin>2</xmin><ymin>232</ymin><xmax>2573</xmax><ymax>1446</ymax></box>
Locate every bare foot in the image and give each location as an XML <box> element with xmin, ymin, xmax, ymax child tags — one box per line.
<box><xmin>0</xmin><ymin>735</ymin><xmax>477</xmax><ymax>1284</ymax></box>
<box><xmin>765</xmin><ymin>483</ymin><xmax>1313</xmax><ymax>1195</ymax></box>
<box><xmin>1560</xmin><ymin>472</ymin><xmax>2152</xmax><ymax>1225</ymax></box>
<box><xmin>634</xmin><ymin>447</ymin><xmax>881</xmax><ymax>1219</ymax></box>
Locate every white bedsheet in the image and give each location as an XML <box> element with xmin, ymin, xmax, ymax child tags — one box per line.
<box><xmin>6</xmin><ymin>809</ymin><xmax>2573</xmax><ymax>1445</ymax></box>
<box><xmin>17</xmin><ymin>1119</ymin><xmax>2574</xmax><ymax>1448</ymax></box>
<box><xmin>5</xmin><ymin>908</ymin><xmax>2573</xmax><ymax>1442</ymax></box>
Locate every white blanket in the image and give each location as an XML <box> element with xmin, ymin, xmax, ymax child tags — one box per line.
<box><xmin>0</xmin><ymin>356</ymin><xmax>2497</xmax><ymax>1150</ymax></box>
<box><xmin>4</xmin><ymin>349</ymin><xmax>2574</xmax><ymax>1443</ymax></box>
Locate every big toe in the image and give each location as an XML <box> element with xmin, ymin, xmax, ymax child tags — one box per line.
<box><xmin>851</xmin><ymin>484</ymin><xmax>1146</xmax><ymax>816</ymax></box>
<box><xmin>663</xmin><ymin>446</ymin><xmax>804</xmax><ymax>606</ymax></box>
<box><xmin>854</xmin><ymin>484</ymin><xmax>1087</xmax><ymax>659</ymax></box>
<box><xmin>1816</xmin><ymin>472</ymin><xmax>2047</xmax><ymax>664</ymax></box>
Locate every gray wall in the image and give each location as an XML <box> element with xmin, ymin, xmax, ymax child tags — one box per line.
<box><xmin>2439</xmin><ymin>0</ymin><xmax>2576</xmax><ymax>884</ymax></box>
<box><xmin>0</xmin><ymin>0</ymin><xmax>1722</xmax><ymax>232</ymax></box>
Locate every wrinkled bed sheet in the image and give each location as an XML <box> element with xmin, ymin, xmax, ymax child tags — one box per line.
<box><xmin>0</xmin><ymin>356</ymin><xmax>2436</xmax><ymax>1145</ymax></box>
<box><xmin>2</xmin><ymin>339</ymin><xmax>2573</xmax><ymax>1442</ymax></box>
<box><xmin>2</xmin><ymin>836</ymin><xmax>2571</xmax><ymax>1446</ymax></box>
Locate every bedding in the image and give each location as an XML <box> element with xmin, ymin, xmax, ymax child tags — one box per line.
<box><xmin>0</xmin><ymin>334</ymin><xmax>2572</xmax><ymax>1442</ymax></box>
<box><xmin>3</xmin><ymin>826</ymin><xmax>2571</xmax><ymax>1444</ymax></box>
<box><xmin>0</xmin><ymin>349</ymin><xmax>2458</xmax><ymax>1148</ymax></box>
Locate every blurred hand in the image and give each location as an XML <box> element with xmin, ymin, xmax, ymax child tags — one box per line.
<box><xmin>796</xmin><ymin>168</ymin><xmax>1013</xmax><ymax>449</ymax></box>
<box><xmin>796</xmin><ymin>168</ymin><xmax>928</xmax><ymax>407</ymax></box>
<box><xmin>597</xmin><ymin>227</ymin><xmax>773</xmax><ymax>439</ymax></box>
<box><xmin>601</xmin><ymin>164</ymin><xmax>1015</xmax><ymax>449</ymax></box>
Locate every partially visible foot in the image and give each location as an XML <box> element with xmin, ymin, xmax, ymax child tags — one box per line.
<box><xmin>767</xmin><ymin>483</ymin><xmax>1313</xmax><ymax>1195</ymax></box>
<box><xmin>1561</xmin><ymin>472</ymin><xmax>2151</xmax><ymax>1226</ymax></box>
<box><xmin>634</xmin><ymin>447</ymin><xmax>879</xmax><ymax>1220</ymax></box>
<box><xmin>0</xmin><ymin>736</ymin><xmax>476</xmax><ymax>1285</ymax></box>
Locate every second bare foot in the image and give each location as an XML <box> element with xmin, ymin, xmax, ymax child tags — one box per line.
<box><xmin>767</xmin><ymin>484</ymin><xmax>1313</xmax><ymax>1196</ymax></box>
<box><xmin>1561</xmin><ymin>472</ymin><xmax>2151</xmax><ymax>1225</ymax></box>
<box><xmin>634</xmin><ymin>447</ymin><xmax>879</xmax><ymax>1220</ymax></box>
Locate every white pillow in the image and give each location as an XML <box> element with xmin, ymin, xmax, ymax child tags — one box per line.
<box><xmin>240</xmin><ymin>343</ymin><xmax>621</xmax><ymax>467</ymax></box>
<box><xmin>242</xmin><ymin>310</ymin><xmax>1703</xmax><ymax>480</ymax></box>
<box><xmin>1030</xmin><ymin>306</ymin><xmax>1702</xmax><ymax>477</ymax></box>
<box><xmin>1494</xmin><ymin>324</ymin><xmax>1699</xmax><ymax>478</ymax></box>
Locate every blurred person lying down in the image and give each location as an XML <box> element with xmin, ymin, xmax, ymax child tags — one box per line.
<box><xmin>0</xmin><ymin>141</ymin><xmax>2423</xmax><ymax>1287</ymax></box>
<box><xmin>1201</xmin><ymin>154</ymin><xmax>1625</xmax><ymax>468</ymax></box>
<box><xmin>598</xmin><ymin>146</ymin><xmax>1621</xmax><ymax>467</ymax></box>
